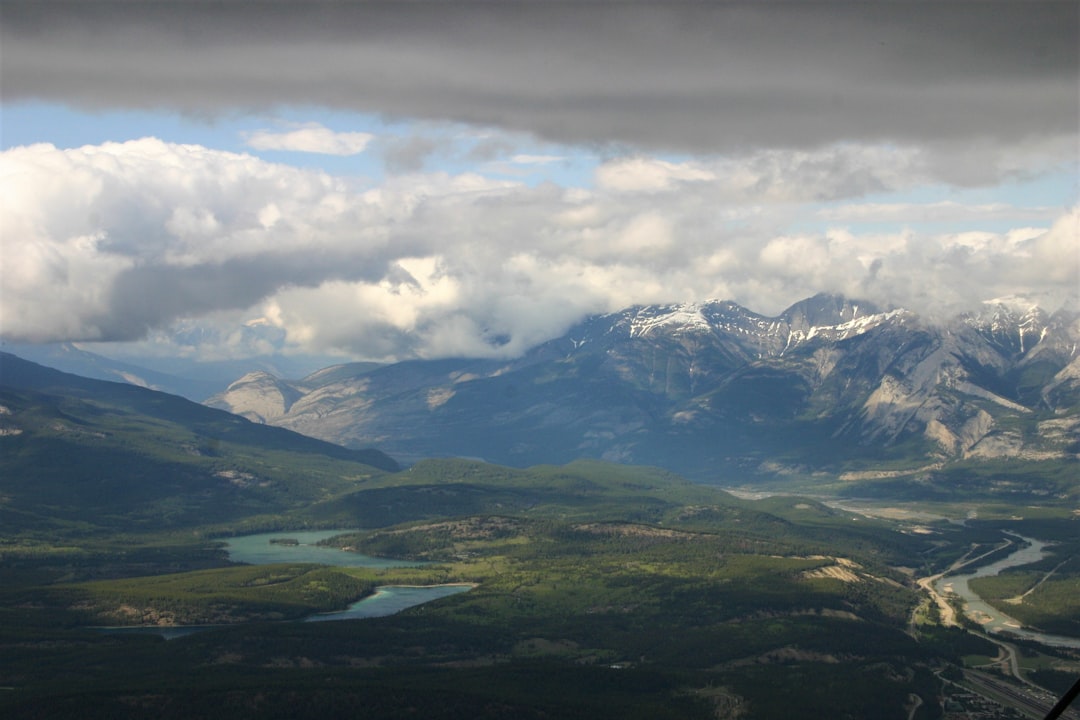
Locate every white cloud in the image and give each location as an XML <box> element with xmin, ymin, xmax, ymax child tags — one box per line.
<box><xmin>613</xmin><ymin>213</ymin><xmax>674</xmax><ymax>255</ymax></box>
<box><xmin>1</xmin><ymin>138</ymin><xmax>1074</xmax><ymax>361</ymax></box>
<box><xmin>818</xmin><ymin>201</ymin><xmax>1060</xmax><ymax>225</ymax></box>
<box><xmin>0</xmin><ymin>139</ymin><xmax>508</xmax><ymax>345</ymax></box>
<box><xmin>244</xmin><ymin>123</ymin><xmax>373</xmax><ymax>156</ymax></box>
<box><xmin>595</xmin><ymin>157</ymin><xmax>716</xmax><ymax>193</ymax></box>
<box><xmin>593</xmin><ymin>144</ymin><xmax>933</xmax><ymax>202</ymax></box>
<box><xmin>1023</xmin><ymin>209</ymin><xmax>1080</xmax><ymax>285</ymax></box>
<box><xmin>721</xmin><ymin>144</ymin><xmax>928</xmax><ymax>203</ymax></box>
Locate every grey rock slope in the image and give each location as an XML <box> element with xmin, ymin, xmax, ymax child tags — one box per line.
<box><xmin>207</xmin><ymin>294</ymin><xmax>1080</xmax><ymax>481</ymax></box>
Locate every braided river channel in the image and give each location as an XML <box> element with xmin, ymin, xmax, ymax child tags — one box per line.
<box><xmin>933</xmin><ymin>534</ymin><xmax>1080</xmax><ymax>650</ymax></box>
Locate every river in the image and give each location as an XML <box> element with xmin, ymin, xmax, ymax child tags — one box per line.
<box><xmin>934</xmin><ymin>534</ymin><xmax>1080</xmax><ymax>649</ymax></box>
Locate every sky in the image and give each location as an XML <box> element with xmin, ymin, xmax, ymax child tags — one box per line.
<box><xmin>1</xmin><ymin>1</ymin><xmax>1077</xmax><ymax>365</ymax></box>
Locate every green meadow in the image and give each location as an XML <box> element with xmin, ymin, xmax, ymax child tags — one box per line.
<box><xmin>2</xmin><ymin>360</ymin><xmax>1078</xmax><ymax>718</ymax></box>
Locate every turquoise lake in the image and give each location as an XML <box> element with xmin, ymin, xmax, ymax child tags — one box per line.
<box><xmin>225</xmin><ymin>530</ymin><xmax>472</xmax><ymax>622</ymax></box>
<box><xmin>95</xmin><ymin>529</ymin><xmax>472</xmax><ymax>637</ymax></box>
<box><xmin>221</xmin><ymin>529</ymin><xmax>427</xmax><ymax>568</ymax></box>
<box><xmin>304</xmin><ymin>584</ymin><xmax>473</xmax><ymax>622</ymax></box>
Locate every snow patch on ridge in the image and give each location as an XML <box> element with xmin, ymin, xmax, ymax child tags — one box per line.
<box><xmin>792</xmin><ymin>309</ymin><xmax>907</xmax><ymax>345</ymax></box>
<box><xmin>624</xmin><ymin>302</ymin><xmax>904</xmax><ymax>352</ymax></box>
<box><xmin>628</xmin><ymin>304</ymin><xmax>713</xmax><ymax>338</ymax></box>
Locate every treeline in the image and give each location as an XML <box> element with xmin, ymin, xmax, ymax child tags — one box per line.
<box><xmin>48</xmin><ymin>564</ymin><xmax>377</xmax><ymax>625</ymax></box>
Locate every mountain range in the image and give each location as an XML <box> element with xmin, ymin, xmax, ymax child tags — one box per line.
<box><xmin>0</xmin><ymin>339</ymin><xmax>344</xmax><ymax>401</ymax></box>
<box><xmin>0</xmin><ymin>352</ymin><xmax>398</xmax><ymax>533</ymax></box>
<box><xmin>205</xmin><ymin>293</ymin><xmax>1080</xmax><ymax>488</ymax></box>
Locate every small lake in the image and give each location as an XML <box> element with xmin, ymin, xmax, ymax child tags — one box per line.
<box><xmin>304</xmin><ymin>584</ymin><xmax>474</xmax><ymax>622</ymax></box>
<box><xmin>935</xmin><ymin>534</ymin><xmax>1080</xmax><ymax>649</ymax></box>
<box><xmin>99</xmin><ymin>584</ymin><xmax>475</xmax><ymax>639</ymax></box>
<box><xmin>95</xmin><ymin>529</ymin><xmax>471</xmax><ymax>638</ymax></box>
<box><xmin>221</xmin><ymin>529</ymin><xmax>427</xmax><ymax>568</ymax></box>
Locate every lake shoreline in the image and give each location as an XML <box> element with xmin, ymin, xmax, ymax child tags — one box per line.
<box><xmin>88</xmin><ymin>531</ymin><xmax>479</xmax><ymax>637</ymax></box>
<box><xmin>91</xmin><ymin>582</ymin><xmax>480</xmax><ymax>634</ymax></box>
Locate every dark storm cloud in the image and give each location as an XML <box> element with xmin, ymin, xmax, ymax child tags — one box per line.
<box><xmin>98</xmin><ymin>250</ymin><xmax>396</xmax><ymax>341</ymax></box>
<box><xmin>3</xmin><ymin>1</ymin><xmax>1075</xmax><ymax>153</ymax></box>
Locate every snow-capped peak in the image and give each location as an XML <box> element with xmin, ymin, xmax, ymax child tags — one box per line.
<box><xmin>628</xmin><ymin>303</ymin><xmax>714</xmax><ymax>338</ymax></box>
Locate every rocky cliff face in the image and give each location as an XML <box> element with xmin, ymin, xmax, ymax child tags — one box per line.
<box><xmin>207</xmin><ymin>294</ymin><xmax>1080</xmax><ymax>481</ymax></box>
<box><xmin>210</xmin><ymin>371</ymin><xmax>304</xmax><ymax>423</ymax></box>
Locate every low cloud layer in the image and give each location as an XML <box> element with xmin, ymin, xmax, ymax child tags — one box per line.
<box><xmin>2</xmin><ymin>139</ymin><xmax>1074</xmax><ymax>361</ymax></box>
